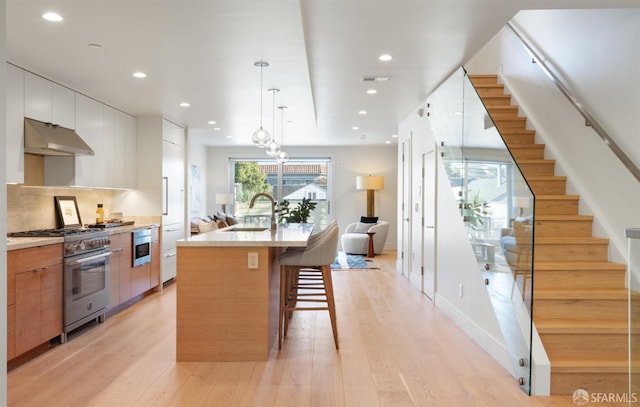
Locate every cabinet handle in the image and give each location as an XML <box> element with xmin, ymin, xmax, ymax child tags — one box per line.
<box><xmin>165</xmin><ymin>253</ymin><xmax>177</xmax><ymax>258</ymax></box>
<box><xmin>68</xmin><ymin>252</ymin><xmax>112</xmax><ymax>265</ymax></box>
<box><xmin>162</xmin><ymin>177</ymin><xmax>168</xmax><ymax>216</ymax></box>
<box><xmin>165</xmin><ymin>228</ymin><xmax>180</xmax><ymax>233</ymax></box>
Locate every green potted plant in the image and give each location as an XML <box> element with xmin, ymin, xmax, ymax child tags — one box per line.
<box><xmin>278</xmin><ymin>197</ymin><xmax>317</xmax><ymax>223</ymax></box>
<box><xmin>460</xmin><ymin>191</ymin><xmax>491</xmax><ymax>230</ymax></box>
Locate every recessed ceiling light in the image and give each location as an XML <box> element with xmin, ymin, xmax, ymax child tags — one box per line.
<box><xmin>366</xmin><ymin>89</ymin><xmax>377</xmax><ymax>95</ymax></box>
<box><xmin>391</xmin><ymin>134</ymin><xmax>398</xmax><ymax>138</ymax></box>
<box><xmin>379</xmin><ymin>54</ymin><xmax>393</xmax><ymax>62</ymax></box>
<box><xmin>385</xmin><ymin>140</ymin><xmax>391</xmax><ymax>144</ymax></box>
<box><xmin>42</xmin><ymin>12</ymin><xmax>63</xmax><ymax>22</ymax></box>
<box><xmin>214</xmin><ymin>127</ymin><xmax>221</xmax><ymax>131</ymax></box>
<box><xmin>352</xmin><ymin>126</ymin><xmax>360</xmax><ymax>130</ymax></box>
<box><xmin>358</xmin><ymin>110</ymin><xmax>367</xmax><ymax>115</ymax></box>
<box><xmin>208</xmin><ymin>120</ymin><xmax>216</xmax><ymax>125</ymax></box>
<box><xmin>132</xmin><ymin>72</ymin><xmax>146</xmax><ymax>78</ymax></box>
<box><xmin>180</xmin><ymin>102</ymin><xmax>190</xmax><ymax>107</ymax></box>
<box><xmin>226</xmin><ymin>135</ymin><xmax>232</xmax><ymax>139</ymax></box>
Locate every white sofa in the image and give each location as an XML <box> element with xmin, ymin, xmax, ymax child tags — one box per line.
<box><xmin>341</xmin><ymin>220</ymin><xmax>389</xmax><ymax>255</ymax></box>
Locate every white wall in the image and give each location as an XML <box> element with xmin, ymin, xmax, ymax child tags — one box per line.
<box><xmin>466</xmin><ymin>9</ymin><xmax>640</xmax><ymax>261</ymax></box>
<box><xmin>201</xmin><ymin>144</ymin><xmax>398</xmax><ymax>249</ymax></box>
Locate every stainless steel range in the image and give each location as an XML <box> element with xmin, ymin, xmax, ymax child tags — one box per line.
<box><xmin>8</xmin><ymin>228</ymin><xmax>111</xmax><ymax>342</ymax></box>
<box><xmin>62</xmin><ymin>229</ymin><xmax>111</xmax><ymax>342</ymax></box>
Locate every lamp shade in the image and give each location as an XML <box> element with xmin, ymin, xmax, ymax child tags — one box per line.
<box><xmin>216</xmin><ymin>193</ymin><xmax>233</xmax><ymax>205</ymax></box>
<box><xmin>514</xmin><ymin>196</ymin><xmax>530</xmax><ymax>209</ymax></box>
<box><xmin>356</xmin><ymin>175</ymin><xmax>384</xmax><ymax>190</ymax></box>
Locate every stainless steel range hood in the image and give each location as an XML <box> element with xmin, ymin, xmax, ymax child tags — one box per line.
<box><xmin>24</xmin><ymin>117</ymin><xmax>94</xmax><ymax>156</ymax></box>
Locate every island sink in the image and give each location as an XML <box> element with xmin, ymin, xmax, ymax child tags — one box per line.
<box><xmin>222</xmin><ymin>226</ymin><xmax>269</xmax><ymax>232</ymax></box>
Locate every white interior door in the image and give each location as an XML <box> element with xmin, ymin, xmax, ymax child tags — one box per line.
<box><xmin>401</xmin><ymin>137</ymin><xmax>412</xmax><ymax>279</ymax></box>
<box><xmin>422</xmin><ymin>150</ymin><xmax>436</xmax><ymax>300</ymax></box>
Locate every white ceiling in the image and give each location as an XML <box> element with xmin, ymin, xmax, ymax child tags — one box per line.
<box><xmin>6</xmin><ymin>0</ymin><xmax>637</xmax><ymax>147</ymax></box>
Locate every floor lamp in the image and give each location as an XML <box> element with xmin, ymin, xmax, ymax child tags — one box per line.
<box><xmin>356</xmin><ymin>175</ymin><xmax>384</xmax><ymax>217</ymax></box>
<box><xmin>216</xmin><ymin>193</ymin><xmax>233</xmax><ymax>213</ymax></box>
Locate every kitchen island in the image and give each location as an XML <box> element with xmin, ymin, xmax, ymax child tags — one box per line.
<box><xmin>175</xmin><ymin>223</ymin><xmax>313</xmax><ymax>362</ymax></box>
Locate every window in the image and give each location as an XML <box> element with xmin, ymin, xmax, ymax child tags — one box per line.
<box><xmin>229</xmin><ymin>158</ymin><xmax>331</xmax><ymax>227</ymax></box>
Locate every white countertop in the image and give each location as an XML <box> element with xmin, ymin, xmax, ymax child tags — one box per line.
<box><xmin>6</xmin><ymin>236</ymin><xmax>64</xmax><ymax>251</ymax></box>
<box><xmin>177</xmin><ymin>223</ymin><xmax>314</xmax><ymax>247</ymax></box>
<box><xmin>6</xmin><ymin>223</ymin><xmax>159</xmax><ymax>251</ymax></box>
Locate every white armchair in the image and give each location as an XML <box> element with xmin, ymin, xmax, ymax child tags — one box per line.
<box><xmin>341</xmin><ymin>220</ymin><xmax>389</xmax><ymax>255</ymax></box>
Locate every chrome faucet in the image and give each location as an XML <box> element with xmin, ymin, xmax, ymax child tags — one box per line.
<box><xmin>249</xmin><ymin>192</ymin><xmax>277</xmax><ymax>231</ymax></box>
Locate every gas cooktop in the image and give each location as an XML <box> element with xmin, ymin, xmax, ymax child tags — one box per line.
<box><xmin>7</xmin><ymin>227</ymin><xmax>103</xmax><ymax>238</ymax></box>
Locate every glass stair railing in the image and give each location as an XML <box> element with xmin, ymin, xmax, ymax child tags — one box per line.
<box><xmin>427</xmin><ymin>67</ymin><xmax>535</xmax><ymax>394</ymax></box>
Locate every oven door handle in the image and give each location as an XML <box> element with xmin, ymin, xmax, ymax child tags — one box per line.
<box><xmin>68</xmin><ymin>252</ymin><xmax>112</xmax><ymax>265</ymax></box>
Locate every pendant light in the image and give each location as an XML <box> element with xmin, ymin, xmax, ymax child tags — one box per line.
<box><xmin>276</xmin><ymin>105</ymin><xmax>289</xmax><ymax>163</ymax></box>
<box><xmin>265</xmin><ymin>88</ymin><xmax>281</xmax><ymax>157</ymax></box>
<box><xmin>252</xmin><ymin>61</ymin><xmax>271</xmax><ymax>148</ymax></box>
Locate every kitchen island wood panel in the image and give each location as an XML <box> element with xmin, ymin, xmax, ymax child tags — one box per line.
<box><xmin>176</xmin><ymin>224</ymin><xmax>312</xmax><ymax>362</ymax></box>
<box><xmin>176</xmin><ymin>246</ymin><xmax>282</xmax><ymax>362</ymax></box>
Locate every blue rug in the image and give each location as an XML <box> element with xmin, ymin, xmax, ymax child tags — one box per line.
<box><xmin>331</xmin><ymin>251</ymin><xmax>368</xmax><ymax>269</ymax></box>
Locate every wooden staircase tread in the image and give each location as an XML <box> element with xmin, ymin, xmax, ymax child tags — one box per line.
<box><xmin>499</xmin><ymin>128</ymin><xmax>535</xmax><ymax>135</ymax></box>
<box><xmin>527</xmin><ymin>175</ymin><xmax>567</xmax><ymax>181</ymax></box>
<box><xmin>535</xmin><ymin>215</ymin><xmax>594</xmax><ymax>221</ymax></box>
<box><xmin>551</xmin><ymin>358</ymin><xmax>630</xmax><ymax>374</ymax></box>
<box><xmin>535</xmin><ymin>236</ymin><xmax>609</xmax><ymax>244</ymax></box>
<box><xmin>537</xmin><ymin>319</ymin><xmax>629</xmax><ymax>333</ymax></box>
<box><xmin>470</xmin><ymin>83</ymin><xmax>504</xmax><ymax>88</ymax></box>
<box><xmin>518</xmin><ymin>159</ymin><xmax>556</xmax><ymax>164</ymax></box>
<box><xmin>535</xmin><ymin>195</ymin><xmax>580</xmax><ymax>200</ymax></box>
<box><xmin>534</xmin><ymin>261</ymin><xmax>626</xmax><ymax>271</ymax></box>
<box><xmin>509</xmin><ymin>144</ymin><xmax>545</xmax><ymax>149</ymax></box>
<box><xmin>468</xmin><ymin>74</ymin><xmax>498</xmax><ymax>78</ymax></box>
<box><xmin>494</xmin><ymin>117</ymin><xmax>526</xmax><ymax>122</ymax></box>
<box><xmin>535</xmin><ymin>288</ymin><xmax>628</xmax><ymax>300</ymax></box>
<box><xmin>552</xmin><ymin>354</ymin><xmax>631</xmax><ymax>363</ymax></box>
<box><xmin>485</xmin><ymin>104</ymin><xmax>516</xmax><ymax>109</ymax></box>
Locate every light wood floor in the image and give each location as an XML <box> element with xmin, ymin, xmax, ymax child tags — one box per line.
<box><xmin>8</xmin><ymin>251</ymin><xmax>602</xmax><ymax>406</ymax></box>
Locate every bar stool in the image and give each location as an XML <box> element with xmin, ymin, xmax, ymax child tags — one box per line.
<box><xmin>278</xmin><ymin>223</ymin><xmax>340</xmax><ymax>349</ymax></box>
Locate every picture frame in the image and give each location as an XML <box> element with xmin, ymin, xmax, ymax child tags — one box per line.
<box><xmin>54</xmin><ymin>196</ymin><xmax>82</xmax><ymax>228</ymax></box>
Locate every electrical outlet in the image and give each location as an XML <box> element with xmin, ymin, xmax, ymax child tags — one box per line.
<box><xmin>248</xmin><ymin>252</ymin><xmax>259</xmax><ymax>269</ymax></box>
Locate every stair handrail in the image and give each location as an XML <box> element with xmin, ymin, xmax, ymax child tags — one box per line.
<box><xmin>506</xmin><ymin>22</ymin><xmax>640</xmax><ymax>184</ymax></box>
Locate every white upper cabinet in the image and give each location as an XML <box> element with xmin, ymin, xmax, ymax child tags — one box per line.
<box><xmin>109</xmin><ymin>108</ymin><xmax>137</xmax><ymax>189</ymax></box>
<box><xmin>122</xmin><ymin>112</ymin><xmax>137</xmax><ymax>189</ymax></box>
<box><xmin>6</xmin><ymin>64</ymin><xmax>25</xmax><ymax>184</ymax></box>
<box><xmin>73</xmin><ymin>94</ymin><xmax>104</xmax><ymax>187</ymax></box>
<box><xmin>24</xmin><ymin>71</ymin><xmax>75</xmax><ymax>129</ymax></box>
<box><xmin>100</xmin><ymin>105</ymin><xmax>117</xmax><ymax>187</ymax></box>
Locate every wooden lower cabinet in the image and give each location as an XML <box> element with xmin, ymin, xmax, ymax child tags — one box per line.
<box><xmin>109</xmin><ymin>227</ymin><xmax>159</xmax><ymax>309</ymax></box>
<box><xmin>131</xmin><ymin>264</ymin><xmax>151</xmax><ymax>297</ymax></box>
<box><xmin>109</xmin><ymin>232</ymin><xmax>133</xmax><ymax>306</ymax></box>
<box><xmin>7</xmin><ymin>304</ymin><xmax>15</xmax><ymax>360</ymax></box>
<box><xmin>8</xmin><ymin>244</ymin><xmax>63</xmax><ymax>359</ymax></box>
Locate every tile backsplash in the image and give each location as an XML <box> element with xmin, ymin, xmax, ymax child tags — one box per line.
<box><xmin>7</xmin><ymin>185</ymin><xmax>117</xmax><ymax>232</ymax></box>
